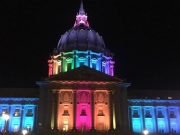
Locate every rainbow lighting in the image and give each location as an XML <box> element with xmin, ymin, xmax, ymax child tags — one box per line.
<box><xmin>56</xmin><ymin>89</ymin><xmax>110</xmax><ymax>132</ymax></box>
<box><xmin>48</xmin><ymin>0</ymin><xmax>114</xmax><ymax>77</ymax></box>
<box><xmin>46</xmin><ymin>1</ymin><xmax>116</xmax><ymax>132</ymax></box>
<box><xmin>39</xmin><ymin>1</ymin><xmax>180</xmax><ymax>134</ymax></box>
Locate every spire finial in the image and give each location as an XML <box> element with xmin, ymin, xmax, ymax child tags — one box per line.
<box><xmin>74</xmin><ymin>0</ymin><xmax>89</xmax><ymax>27</ymax></box>
<box><xmin>79</xmin><ymin>0</ymin><xmax>85</xmax><ymax>15</ymax></box>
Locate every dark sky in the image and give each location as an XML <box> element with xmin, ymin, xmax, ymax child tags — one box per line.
<box><xmin>0</xmin><ymin>0</ymin><xmax>179</xmax><ymax>90</ymax></box>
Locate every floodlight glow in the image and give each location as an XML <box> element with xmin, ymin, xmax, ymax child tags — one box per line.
<box><xmin>143</xmin><ymin>129</ymin><xmax>149</xmax><ymax>135</ymax></box>
<box><xmin>22</xmin><ymin>129</ymin><xmax>28</xmax><ymax>135</ymax></box>
<box><xmin>2</xmin><ymin>114</ymin><xmax>10</xmax><ymax>121</ymax></box>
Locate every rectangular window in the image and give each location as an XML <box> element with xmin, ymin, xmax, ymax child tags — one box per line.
<box><xmin>63</xmin><ymin>110</ymin><xmax>69</xmax><ymax>116</ymax></box>
<box><xmin>58</xmin><ymin>65</ymin><xmax>61</xmax><ymax>72</ymax></box>
<box><xmin>67</xmin><ymin>63</ymin><xmax>71</xmax><ymax>71</ymax></box>
<box><xmin>13</xmin><ymin>109</ymin><xmax>21</xmax><ymax>117</ymax></box>
<box><xmin>92</xmin><ymin>63</ymin><xmax>96</xmax><ymax>69</ymax></box>
<box><xmin>169</xmin><ymin>111</ymin><xmax>176</xmax><ymax>118</ymax></box>
<box><xmin>98</xmin><ymin>110</ymin><xmax>104</xmax><ymax>116</ymax></box>
<box><xmin>145</xmin><ymin>110</ymin><xmax>152</xmax><ymax>118</ymax></box>
<box><xmin>157</xmin><ymin>110</ymin><xmax>164</xmax><ymax>118</ymax></box>
<box><xmin>102</xmin><ymin>66</ymin><xmax>105</xmax><ymax>73</ymax></box>
<box><xmin>79</xmin><ymin>62</ymin><xmax>85</xmax><ymax>66</ymax></box>
<box><xmin>26</xmin><ymin>109</ymin><xmax>33</xmax><ymax>117</ymax></box>
<box><xmin>0</xmin><ymin>109</ymin><xmax>8</xmax><ymax>116</ymax></box>
<box><xmin>133</xmin><ymin>110</ymin><xmax>139</xmax><ymax>118</ymax></box>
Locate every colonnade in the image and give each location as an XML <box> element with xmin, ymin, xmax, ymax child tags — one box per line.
<box><xmin>51</xmin><ymin>89</ymin><xmax>115</xmax><ymax>132</ymax></box>
<box><xmin>0</xmin><ymin>103</ymin><xmax>36</xmax><ymax>132</ymax></box>
<box><xmin>129</xmin><ymin>100</ymin><xmax>180</xmax><ymax>134</ymax></box>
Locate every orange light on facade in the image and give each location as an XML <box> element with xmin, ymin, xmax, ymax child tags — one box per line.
<box><xmin>94</xmin><ymin>90</ymin><xmax>110</xmax><ymax>131</ymax></box>
<box><xmin>57</xmin><ymin>90</ymin><xmax>74</xmax><ymax>131</ymax></box>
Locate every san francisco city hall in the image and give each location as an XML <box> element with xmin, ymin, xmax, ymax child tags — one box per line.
<box><xmin>0</xmin><ymin>1</ymin><xmax>180</xmax><ymax>135</ymax></box>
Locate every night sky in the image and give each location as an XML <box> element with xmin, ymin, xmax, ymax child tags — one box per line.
<box><xmin>0</xmin><ymin>0</ymin><xmax>179</xmax><ymax>90</ymax></box>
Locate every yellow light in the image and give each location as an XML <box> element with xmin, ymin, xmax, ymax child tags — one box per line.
<box><xmin>113</xmin><ymin>103</ymin><xmax>116</xmax><ymax>129</ymax></box>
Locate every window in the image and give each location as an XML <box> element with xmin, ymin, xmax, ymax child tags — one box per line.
<box><xmin>110</xmin><ymin>66</ymin><xmax>114</xmax><ymax>76</ymax></box>
<box><xmin>157</xmin><ymin>111</ymin><xmax>164</xmax><ymax>118</ymax></box>
<box><xmin>98</xmin><ymin>110</ymin><xmax>104</xmax><ymax>116</ymax></box>
<box><xmin>80</xmin><ymin>109</ymin><xmax>87</xmax><ymax>116</ymax></box>
<box><xmin>132</xmin><ymin>110</ymin><xmax>139</xmax><ymax>118</ymax></box>
<box><xmin>67</xmin><ymin>63</ymin><xmax>71</xmax><ymax>71</ymax></box>
<box><xmin>26</xmin><ymin>109</ymin><xmax>33</xmax><ymax>117</ymax></box>
<box><xmin>145</xmin><ymin>111</ymin><xmax>152</xmax><ymax>118</ymax></box>
<box><xmin>169</xmin><ymin>111</ymin><xmax>176</xmax><ymax>118</ymax></box>
<box><xmin>0</xmin><ymin>109</ymin><xmax>8</xmax><ymax>116</ymax></box>
<box><xmin>92</xmin><ymin>63</ymin><xmax>96</xmax><ymax>69</ymax></box>
<box><xmin>58</xmin><ymin>65</ymin><xmax>61</xmax><ymax>73</ymax></box>
<box><xmin>102</xmin><ymin>65</ymin><xmax>105</xmax><ymax>73</ymax></box>
<box><xmin>13</xmin><ymin>109</ymin><xmax>20</xmax><ymax>117</ymax></box>
<box><xmin>62</xmin><ymin>110</ymin><xmax>69</xmax><ymax>116</ymax></box>
<box><xmin>79</xmin><ymin>62</ymin><xmax>85</xmax><ymax>67</ymax></box>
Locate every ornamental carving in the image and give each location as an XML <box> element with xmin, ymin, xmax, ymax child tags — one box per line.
<box><xmin>59</xmin><ymin>91</ymin><xmax>73</xmax><ymax>104</ymax></box>
<box><xmin>77</xmin><ymin>91</ymin><xmax>90</xmax><ymax>103</ymax></box>
<box><xmin>95</xmin><ymin>92</ymin><xmax>108</xmax><ymax>104</ymax></box>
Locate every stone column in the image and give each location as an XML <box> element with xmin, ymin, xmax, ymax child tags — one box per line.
<box><xmin>166</xmin><ymin>106</ymin><xmax>171</xmax><ymax>133</ymax></box>
<box><xmin>53</xmin><ymin>90</ymin><xmax>58</xmax><ymax>129</ymax></box>
<box><xmin>73</xmin><ymin>50</ymin><xmax>77</xmax><ymax>68</ymax></box>
<box><xmin>91</xmin><ymin>90</ymin><xmax>95</xmax><ymax>130</ymax></box>
<box><xmin>154</xmin><ymin>106</ymin><xmax>158</xmax><ymax>133</ymax></box>
<box><xmin>88</xmin><ymin>51</ymin><xmax>91</xmax><ymax>67</ymax></box>
<box><xmin>73</xmin><ymin>90</ymin><xmax>76</xmax><ymax>130</ymax></box>
<box><xmin>109</xmin><ymin>90</ymin><xmax>114</xmax><ymax>130</ymax></box>
<box><xmin>62</xmin><ymin>55</ymin><xmax>66</xmax><ymax>72</ymax></box>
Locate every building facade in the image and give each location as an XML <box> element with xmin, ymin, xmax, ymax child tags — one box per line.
<box><xmin>37</xmin><ymin>1</ymin><xmax>129</xmax><ymax>134</ymax></box>
<box><xmin>0</xmin><ymin>88</ymin><xmax>39</xmax><ymax>133</ymax></box>
<box><xmin>128</xmin><ymin>90</ymin><xmax>180</xmax><ymax>134</ymax></box>
<box><xmin>0</xmin><ymin>1</ymin><xmax>180</xmax><ymax>135</ymax></box>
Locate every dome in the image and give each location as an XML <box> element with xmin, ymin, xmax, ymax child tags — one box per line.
<box><xmin>56</xmin><ymin>1</ymin><xmax>112</xmax><ymax>55</ymax></box>
<box><xmin>57</xmin><ymin>25</ymin><xmax>111</xmax><ymax>54</ymax></box>
<box><xmin>48</xmin><ymin>1</ymin><xmax>115</xmax><ymax>77</ymax></box>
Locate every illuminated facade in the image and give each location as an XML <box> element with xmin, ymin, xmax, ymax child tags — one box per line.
<box><xmin>37</xmin><ymin>2</ymin><xmax>129</xmax><ymax>134</ymax></box>
<box><xmin>37</xmin><ymin>66</ymin><xmax>129</xmax><ymax>134</ymax></box>
<box><xmin>0</xmin><ymin>97</ymin><xmax>38</xmax><ymax>132</ymax></box>
<box><xmin>129</xmin><ymin>100</ymin><xmax>180</xmax><ymax>134</ymax></box>
<box><xmin>48</xmin><ymin>2</ymin><xmax>114</xmax><ymax>77</ymax></box>
<box><xmin>1</xmin><ymin>1</ymin><xmax>180</xmax><ymax>135</ymax></box>
<box><xmin>37</xmin><ymin>1</ymin><xmax>180</xmax><ymax>135</ymax></box>
<box><xmin>128</xmin><ymin>91</ymin><xmax>180</xmax><ymax>134</ymax></box>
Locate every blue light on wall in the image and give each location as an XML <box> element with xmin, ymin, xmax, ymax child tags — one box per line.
<box><xmin>22</xmin><ymin>105</ymin><xmax>36</xmax><ymax>131</ymax></box>
<box><xmin>9</xmin><ymin>105</ymin><xmax>22</xmax><ymax>132</ymax></box>
<box><xmin>168</xmin><ymin>107</ymin><xmax>180</xmax><ymax>133</ymax></box>
<box><xmin>156</xmin><ymin>106</ymin><xmax>169</xmax><ymax>133</ymax></box>
<box><xmin>0</xmin><ymin>104</ymin><xmax>9</xmax><ymax>132</ymax></box>
<box><xmin>130</xmin><ymin>106</ymin><xmax>143</xmax><ymax>133</ymax></box>
<box><xmin>0</xmin><ymin>98</ymin><xmax>38</xmax><ymax>132</ymax></box>
<box><xmin>129</xmin><ymin>99</ymin><xmax>180</xmax><ymax>134</ymax></box>
<box><xmin>143</xmin><ymin>106</ymin><xmax>156</xmax><ymax>133</ymax></box>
